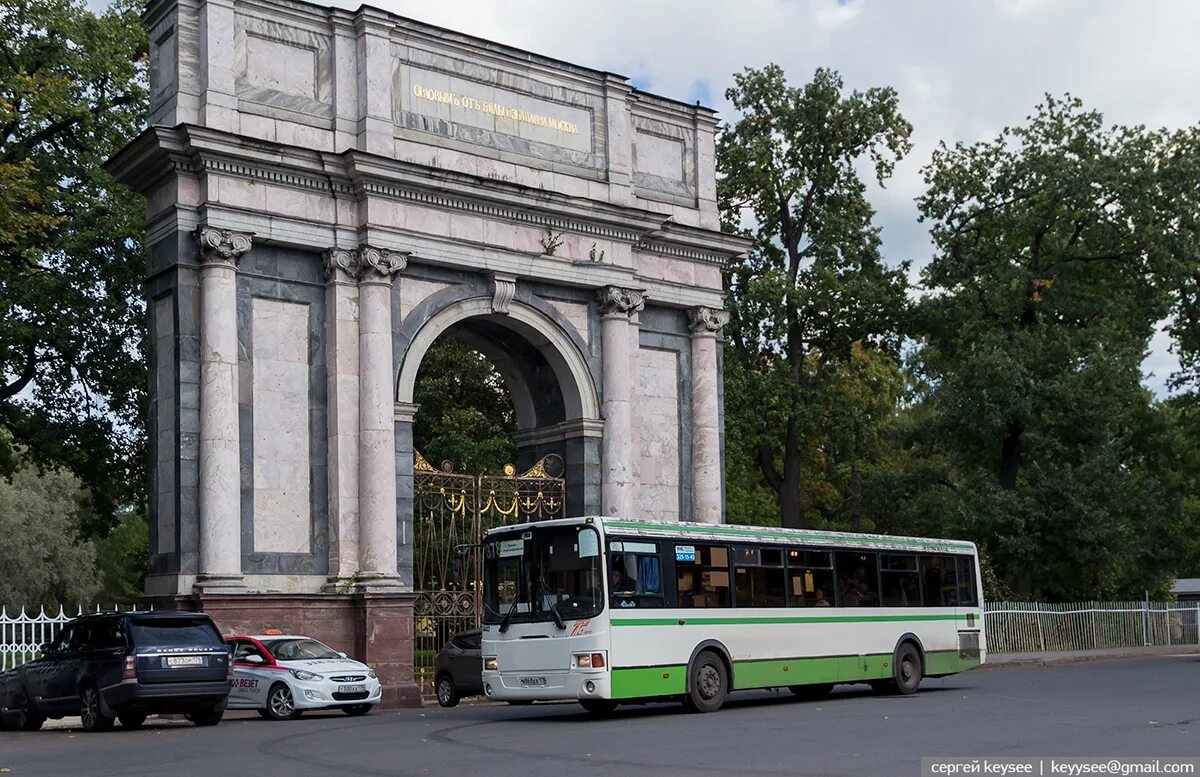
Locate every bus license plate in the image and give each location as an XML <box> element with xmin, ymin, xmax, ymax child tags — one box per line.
<box><xmin>519</xmin><ymin>676</ymin><xmax>547</xmax><ymax>687</ymax></box>
<box><xmin>166</xmin><ymin>656</ymin><xmax>204</xmax><ymax>667</ymax></box>
<box><xmin>339</xmin><ymin>684</ymin><xmax>366</xmax><ymax>694</ymax></box>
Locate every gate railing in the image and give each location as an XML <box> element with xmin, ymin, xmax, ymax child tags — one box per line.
<box><xmin>412</xmin><ymin>451</ymin><xmax>565</xmax><ymax>700</ymax></box>
<box><xmin>984</xmin><ymin>601</ymin><xmax>1200</xmax><ymax>654</ymax></box>
<box><xmin>1</xmin><ymin>604</ymin><xmax>152</xmax><ymax>671</ymax></box>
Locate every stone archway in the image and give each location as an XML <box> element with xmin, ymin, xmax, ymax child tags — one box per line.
<box><xmin>394</xmin><ymin>295</ymin><xmax>603</xmax><ymax>522</ymax></box>
<box><xmin>396</xmin><ymin>296</ymin><xmax>600</xmax><ymax>425</ymax></box>
<box><xmin>397</xmin><ymin>295</ymin><xmax>600</xmax><ymax>699</ymax></box>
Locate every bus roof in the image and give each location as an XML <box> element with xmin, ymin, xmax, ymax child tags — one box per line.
<box><xmin>485</xmin><ymin>516</ymin><xmax>977</xmax><ymax>555</ymax></box>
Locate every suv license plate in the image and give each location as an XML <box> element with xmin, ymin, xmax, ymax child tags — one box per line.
<box><xmin>166</xmin><ymin>656</ymin><xmax>204</xmax><ymax>667</ymax></box>
<box><xmin>339</xmin><ymin>684</ymin><xmax>366</xmax><ymax>694</ymax></box>
<box><xmin>519</xmin><ymin>676</ymin><xmax>547</xmax><ymax>687</ymax></box>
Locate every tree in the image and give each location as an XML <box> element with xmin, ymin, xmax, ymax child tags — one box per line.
<box><xmin>717</xmin><ymin>65</ymin><xmax>913</xmax><ymax>528</ymax></box>
<box><xmin>0</xmin><ymin>0</ymin><xmax>148</xmax><ymax>533</ymax></box>
<box><xmin>0</xmin><ymin>457</ymin><xmax>101</xmax><ymax>609</ymax></box>
<box><xmin>913</xmin><ymin>95</ymin><xmax>1200</xmax><ymax>598</ymax></box>
<box><xmin>413</xmin><ymin>339</ymin><xmax>516</xmax><ymax>474</ymax></box>
<box><xmin>93</xmin><ymin>506</ymin><xmax>148</xmax><ymax>605</ymax></box>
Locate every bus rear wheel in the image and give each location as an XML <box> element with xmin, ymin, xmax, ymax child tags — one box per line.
<box><xmin>684</xmin><ymin>651</ymin><xmax>728</xmax><ymax>713</ymax></box>
<box><xmin>877</xmin><ymin>642</ymin><xmax>923</xmax><ymax>695</ymax></box>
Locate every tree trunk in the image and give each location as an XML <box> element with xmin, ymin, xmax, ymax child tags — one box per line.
<box><xmin>779</xmin><ymin>413</ymin><xmax>803</xmax><ymax>527</ymax></box>
<box><xmin>999</xmin><ymin>419</ymin><xmax>1023</xmax><ymax>490</ymax></box>
<box><xmin>848</xmin><ymin>467</ymin><xmax>863</xmax><ymax>531</ymax></box>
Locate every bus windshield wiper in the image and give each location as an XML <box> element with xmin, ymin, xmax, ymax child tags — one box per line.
<box><xmin>537</xmin><ymin>572</ymin><xmax>566</xmax><ymax>631</ymax></box>
<box><xmin>498</xmin><ymin>595</ymin><xmax>520</xmax><ymax>634</ymax></box>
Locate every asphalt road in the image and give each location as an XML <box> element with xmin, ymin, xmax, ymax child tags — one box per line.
<box><xmin>2</xmin><ymin>655</ymin><xmax>1197</xmax><ymax>777</ymax></box>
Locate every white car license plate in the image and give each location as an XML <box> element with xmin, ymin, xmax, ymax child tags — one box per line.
<box><xmin>165</xmin><ymin>656</ymin><xmax>204</xmax><ymax>667</ymax></box>
<box><xmin>519</xmin><ymin>676</ymin><xmax>547</xmax><ymax>687</ymax></box>
<box><xmin>338</xmin><ymin>684</ymin><xmax>366</xmax><ymax>694</ymax></box>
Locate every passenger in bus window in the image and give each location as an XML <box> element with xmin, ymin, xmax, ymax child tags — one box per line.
<box><xmin>611</xmin><ymin>563</ymin><xmax>626</xmax><ymax>591</ymax></box>
<box><xmin>610</xmin><ymin>557</ymin><xmax>639</xmax><ymax>607</ymax></box>
<box><xmin>812</xmin><ymin>588</ymin><xmax>831</xmax><ymax>607</ymax></box>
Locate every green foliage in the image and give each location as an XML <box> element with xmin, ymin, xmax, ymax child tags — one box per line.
<box><xmin>906</xmin><ymin>95</ymin><xmax>1200</xmax><ymax>599</ymax></box>
<box><xmin>93</xmin><ymin>506</ymin><xmax>148</xmax><ymax>605</ymax></box>
<box><xmin>0</xmin><ymin>457</ymin><xmax>101</xmax><ymax>609</ymax></box>
<box><xmin>0</xmin><ymin>0</ymin><xmax>149</xmax><ymax>534</ymax></box>
<box><xmin>413</xmin><ymin>338</ymin><xmax>516</xmax><ymax>474</ymax></box>
<box><xmin>717</xmin><ymin>65</ymin><xmax>912</xmax><ymax>528</ymax></box>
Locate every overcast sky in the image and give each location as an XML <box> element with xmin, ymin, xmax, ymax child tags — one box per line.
<box><xmin>109</xmin><ymin>0</ymin><xmax>1200</xmax><ymax>394</ymax></box>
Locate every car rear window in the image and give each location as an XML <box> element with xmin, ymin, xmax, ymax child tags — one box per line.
<box><xmin>129</xmin><ymin>618</ymin><xmax>223</xmax><ymax>647</ymax></box>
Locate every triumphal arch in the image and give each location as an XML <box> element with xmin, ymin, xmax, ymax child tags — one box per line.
<box><xmin>108</xmin><ymin>0</ymin><xmax>748</xmax><ymax>705</ymax></box>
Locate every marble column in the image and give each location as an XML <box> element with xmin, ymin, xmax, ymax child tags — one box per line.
<box><xmin>598</xmin><ymin>286</ymin><xmax>645</xmax><ymax>518</ymax></box>
<box><xmin>194</xmin><ymin>226</ymin><xmax>252</xmax><ymax>592</ymax></box>
<box><xmin>688</xmin><ymin>306</ymin><xmax>729</xmax><ymax>524</ymax></box>
<box><xmin>357</xmin><ymin>246</ymin><xmax>407</xmax><ymax>588</ymax></box>
<box><xmin>323</xmin><ymin>248</ymin><xmax>361</xmax><ymax>590</ymax></box>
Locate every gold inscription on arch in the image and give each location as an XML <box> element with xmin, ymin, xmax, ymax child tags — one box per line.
<box><xmin>412</xmin><ymin>83</ymin><xmax>581</xmax><ymax>135</ymax></box>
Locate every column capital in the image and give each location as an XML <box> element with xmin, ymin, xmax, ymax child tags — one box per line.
<box><xmin>688</xmin><ymin>305</ymin><xmax>730</xmax><ymax>336</ymax></box>
<box><xmin>597</xmin><ymin>286</ymin><xmax>646</xmax><ymax>318</ymax></box>
<box><xmin>195</xmin><ymin>226</ymin><xmax>252</xmax><ymax>268</ymax></box>
<box><xmin>323</xmin><ymin>247</ymin><xmax>361</xmax><ymax>283</ymax></box>
<box><xmin>358</xmin><ymin>245</ymin><xmax>408</xmax><ymax>283</ymax></box>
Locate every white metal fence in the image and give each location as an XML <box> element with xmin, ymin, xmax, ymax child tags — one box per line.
<box><xmin>0</xmin><ymin>605</ymin><xmax>151</xmax><ymax>671</ymax></box>
<box><xmin>984</xmin><ymin>601</ymin><xmax>1200</xmax><ymax>654</ymax></box>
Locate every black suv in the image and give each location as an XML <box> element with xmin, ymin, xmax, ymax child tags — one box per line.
<box><xmin>0</xmin><ymin>610</ymin><xmax>232</xmax><ymax>732</ymax></box>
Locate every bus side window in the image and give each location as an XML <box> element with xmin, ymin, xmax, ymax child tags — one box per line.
<box><xmin>608</xmin><ymin>540</ymin><xmax>665</xmax><ymax>609</ymax></box>
<box><xmin>879</xmin><ymin>554</ymin><xmax>921</xmax><ymax>607</ymax></box>
<box><xmin>835</xmin><ymin>552</ymin><xmax>879</xmax><ymax>607</ymax></box>
<box><xmin>920</xmin><ymin>555</ymin><xmax>954</xmax><ymax>607</ymax></box>
<box><xmin>676</xmin><ymin>544</ymin><xmax>731</xmax><ymax>608</ymax></box>
<box><xmin>734</xmin><ymin>546</ymin><xmax>786</xmax><ymax>608</ymax></box>
<box><xmin>955</xmin><ymin>556</ymin><xmax>979</xmax><ymax>607</ymax></box>
<box><xmin>786</xmin><ymin>549</ymin><xmax>834</xmax><ymax>607</ymax></box>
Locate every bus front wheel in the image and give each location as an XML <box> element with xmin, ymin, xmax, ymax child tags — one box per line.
<box><xmin>684</xmin><ymin>651</ymin><xmax>728</xmax><ymax>713</ymax></box>
<box><xmin>580</xmin><ymin>699</ymin><xmax>618</xmax><ymax>715</ymax></box>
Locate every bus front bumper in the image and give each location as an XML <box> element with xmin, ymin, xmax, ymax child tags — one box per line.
<box><xmin>482</xmin><ymin>670</ymin><xmax>611</xmax><ymax>702</ymax></box>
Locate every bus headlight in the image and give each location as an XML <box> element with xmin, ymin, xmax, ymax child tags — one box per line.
<box><xmin>484</xmin><ymin>656</ymin><xmax>498</xmax><ymax>671</ymax></box>
<box><xmin>572</xmin><ymin>652</ymin><xmax>606</xmax><ymax>669</ymax></box>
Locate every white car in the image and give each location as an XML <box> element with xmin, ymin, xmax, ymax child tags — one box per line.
<box><xmin>225</xmin><ymin>634</ymin><xmax>382</xmax><ymax>720</ymax></box>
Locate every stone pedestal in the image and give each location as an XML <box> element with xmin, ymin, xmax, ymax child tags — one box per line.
<box><xmin>163</xmin><ymin>592</ymin><xmax>422</xmax><ymax>709</ymax></box>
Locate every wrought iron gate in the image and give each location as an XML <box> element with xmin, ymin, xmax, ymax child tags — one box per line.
<box><xmin>412</xmin><ymin>450</ymin><xmax>565</xmax><ymax>700</ymax></box>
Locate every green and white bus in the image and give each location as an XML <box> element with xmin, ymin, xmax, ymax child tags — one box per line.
<box><xmin>480</xmin><ymin>516</ymin><xmax>985</xmax><ymax>713</ymax></box>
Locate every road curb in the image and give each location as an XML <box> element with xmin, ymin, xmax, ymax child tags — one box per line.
<box><xmin>981</xmin><ymin>645</ymin><xmax>1200</xmax><ymax>669</ymax></box>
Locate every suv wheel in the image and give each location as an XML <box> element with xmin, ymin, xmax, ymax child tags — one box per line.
<box><xmin>187</xmin><ymin>705</ymin><xmax>224</xmax><ymax>727</ymax></box>
<box><xmin>9</xmin><ymin>690</ymin><xmax>45</xmax><ymax>731</ymax></box>
<box><xmin>265</xmin><ymin>683</ymin><xmax>301</xmax><ymax>721</ymax></box>
<box><xmin>435</xmin><ymin>674</ymin><xmax>459</xmax><ymax>708</ymax></box>
<box><xmin>118</xmin><ymin>712</ymin><xmax>148</xmax><ymax>729</ymax></box>
<box><xmin>79</xmin><ymin>684</ymin><xmax>115</xmax><ymax>732</ymax></box>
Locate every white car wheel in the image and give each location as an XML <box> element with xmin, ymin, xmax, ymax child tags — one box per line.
<box><xmin>265</xmin><ymin>683</ymin><xmax>301</xmax><ymax>721</ymax></box>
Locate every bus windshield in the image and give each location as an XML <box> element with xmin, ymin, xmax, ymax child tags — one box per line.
<box><xmin>482</xmin><ymin>524</ymin><xmax>603</xmax><ymax>626</ymax></box>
